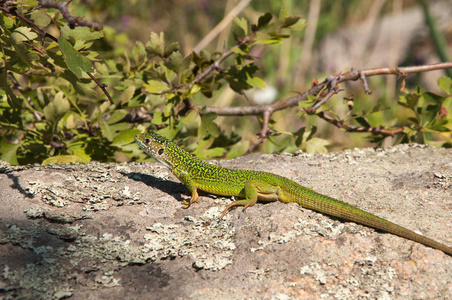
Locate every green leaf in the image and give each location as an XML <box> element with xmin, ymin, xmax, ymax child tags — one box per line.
<box><xmin>157</xmin><ymin>126</ymin><xmax>179</xmax><ymax>141</ymax></box>
<box><xmin>128</xmin><ymin>94</ymin><xmax>148</xmax><ymax>108</ymax></box>
<box><xmin>68</xmin><ymin>143</ymin><xmax>92</xmax><ymax>163</ymax></box>
<box><xmin>132</xmin><ymin>41</ymin><xmax>146</xmax><ymax>67</ymax></box>
<box><xmin>257</xmin><ymin>13</ymin><xmax>273</xmax><ymax>29</ymax></box>
<box><xmin>402</xmin><ymin>93</ymin><xmax>420</xmax><ymax>110</ymax></box>
<box><xmin>163</xmin><ymin>102</ymin><xmax>173</xmax><ymax>117</ymax></box>
<box><xmin>226</xmin><ymin>140</ymin><xmax>249</xmax><ymax>159</ymax></box>
<box><xmin>355</xmin><ymin>117</ymin><xmax>371</xmax><ymax>127</ymax></box>
<box><xmin>11</xmin><ymin>39</ymin><xmax>34</xmax><ymax>68</ymax></box>
<box><xmin>280</xmin><ymin>16</ymin><xmax>301</xmax><ymax>29</ymax></box>
<box><xmin>370</xmin><ymin>103</ymin><xmax>390</xmax><ymax>113</ymax></box>
<box><xmin>42</xmin><ymin>155</ymin><xmax>86</xmax><ymax>165</ymax></box>
<box><xmin>254</xmin><ymin>31</ymin><xmax>283</xmax><ymax>45</ymax></box>
<box><xmin>286</xmin><ymin>18</ymin><xmax>307</xmax><ymax>31</ymax></box>
<box><xmin>246</xmin><ymin>75</ymin><xmax>267</xmax><ymax>89</ymax></box>
<box><xmin>302</xmin><ymin>137</ymin><xmax>329</xmax><ymax>154</ymax></box>
<box><xmin>225</xmin><ymin>64</ymin><xmax>258</xmax><ymax>92</ymax></box>
<box><xmin>192</xmin><ymin>50</ymin><xmax>213</xmax><ymax>66</ymax></box>
<box><xmin>107</xmin><ymin>109</ymin><xmax>128</xmax><ymax>124</ymax></box>
<box><xmin>181</xmin><ymin>109</ymin><xmax>201</xmax><ymax>130</ymax></box>
<box><xmin>306</xmin><ymin>126</ymin><xmax>318</xmax><ymax>141</ymax></box>
<box><xmin>428</xmin><ymin>117</ymin><xmax>450</xmax><ymax>132</ymax></box>
<box><xmin>119</xmin><ymin>86</ymin><xmax>136</xmax><ymax>106</ymax></box>
<box><xmin>194</xmin><ymin>137</ymin><xmax>214</xmax><ymax>153</ymax></box>
<box><xmin>144</xmin><ymin>80</ymin><xmax>169</xmax><ymax>94</ymax></box>
<box><xmin>3</xmin><ymin>14</ymin><xmax>14</xmax><ymax>29</ymax></box>
<box><xmin>196</xmin><ymin>147</ymin><xmax>226</xmax><ymax>159</ymax></box>
<box><xmin>199</xmin><ymin>113</ymin><xmax>219</xmax><ymax>138</ymax></box>
<box><xmin>0</xmin><ymin>139</ymin><xmax>19</xmax><ymax>165</ymax></box>
<box><xmin>112</xmin><ymin>129</ymin><xmax>141</xmax><ymax>146</ymax></box>
<box><xmin>11</xmin><ymin>27</ymin><xmax>38</xmax><ymax>43</ymax></box>
<box><xmin>100</xmin><ymin>122</ymin><xmax>130</xmax><ymax>142</ymax></box>
<box><xmin>151</xmin><ymin>112</ymin><xmax>166</xmax><ymax>125</ymax></box>
<box><xmin>62</xmin><ymin>25</ymin><xmax>104</xmax><ymax>41</ymax></box>
<box><xmin>42</xmin><ymin>92</ymin><xmax>70</xmax><ymax>122</ymax></box>
<box><xmin>234</xmin><ymin>17</ymin><xmax>248</xmax><ymax>35</ymax></box>
<box><xmin>180</xmin><ymin>54</ymin><xmax>193</xmax><ymax>71</ymax></box>
<box><xmin>54</xmin><ymin>91</ymin><xmax>71</xmax><ymax>117</ymax></box>
<box><xmin>119</xmin><ymin>143</ymin><xmax>143</xmax><ymax>159</ymax></box>
<box><xmin>164</xmin><ymin>42</ymin><xmax>180</xmax><ymax>57</ymax></box>
<box><xmin>408</xmin><ymin>117</ymin><xmax>420</xmax><ymax>125</ymax></box>
<box><xmin>293</xmin><ymin>127</ymin><xmax>306</xmax><ymax>147</ymax></box>
<box><xmin>231</xmin><ymin>47</ymin><xmax>248</xmax><ymax>55</ymax></box>
<box><xmin>189</xmin><ymin>84</ymin><xmax>202</xmax><ymax>95</ymax></box>
<box><xmin>424</xmin><ymin>104</ymin><xmax>441</xmax><ymax>125</ymax></box>
<box><xmin>438</xmin><ymin>76</ymin><xmax>452</xmax><ymax>95</ymax></box>
<box><xmin>59</xmin><ymin>35</ymin><xmax>93</xmax><ymax>77</ymax></box>
<box><xmin>1</xmin><ymin>67</ymin><xmax>21</xmax><ymax>108</ymax></box>
<box><xmin>145</xmin><ymin>32</ymin><xmax>165</xmax><ymax>57</ymax></box>
<box><xmin>30</xmin><ymin>10</ymin><xmax>51</xmax><ymax>28</ymax></box>
<box><xmin>278</xmin><ymin>8</ymin><xmax>289</xmax><ymax>20</ymax></box>
<box><xmin>423</xmin><ymin>91</ymin><xmax>445</xmax><ymax>105</ymax></box>
<box><xmin>164</xmin><ymin>51</ymin><xmax>183</xmax><ymax>73</ymax></box>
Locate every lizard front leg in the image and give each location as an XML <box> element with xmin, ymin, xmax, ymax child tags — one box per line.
<box><xmin>173</xmin><ymin>167</ymin><xmax>199</xmax><ymax>208</ymax></box>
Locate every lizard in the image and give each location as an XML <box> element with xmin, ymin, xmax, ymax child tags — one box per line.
<box><xmin>134</xmin><ymin>132</ymin><xmax>452</xmax><ymax>256</ymax></box>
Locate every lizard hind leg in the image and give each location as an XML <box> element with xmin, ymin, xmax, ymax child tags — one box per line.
<box><xmin>219</xmin><ymin>181</ymin><xmax>258</xmax><ymax>218</ymax></box>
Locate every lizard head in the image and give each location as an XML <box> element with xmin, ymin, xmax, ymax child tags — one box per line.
<box><xmin>135</xmin><ymin>132</ymin><xmax>185</xmax><ymax>170</ymax></box>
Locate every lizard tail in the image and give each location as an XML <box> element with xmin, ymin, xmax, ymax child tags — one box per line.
<box><xmin>292</xmin><ymin>188</ymin><xmax>452</xmax><ymax>256</ymax></box>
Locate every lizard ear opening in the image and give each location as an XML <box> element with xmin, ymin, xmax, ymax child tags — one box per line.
<box><xmin>158</xmin><ymin>148</ymin><xmax>164</xmax><ymax>155</ymax></box>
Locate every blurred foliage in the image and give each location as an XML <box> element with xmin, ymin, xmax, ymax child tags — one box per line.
<box><xmin>0</xmin><ymin>0</ymin><xmax>451</xmax><ymax>166</ymax></box>
<box><xmin>394</xmin><ymin>77</ymin><xmax>452</xmax><ymax>146</ymax></box>
<box><xmin>0</xmin><ymin>1</ymin><xmax>306</xmax><ymax>164</ymax></box>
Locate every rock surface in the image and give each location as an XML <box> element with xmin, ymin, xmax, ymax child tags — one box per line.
<box><xmin>0</xmin><ymin>144</ymin><xmax>451</xmax><ymax>299</ymax></box>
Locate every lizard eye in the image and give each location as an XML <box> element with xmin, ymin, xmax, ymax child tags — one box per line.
<box><xmin>145</xmin><ymin>138</ymin><xmax>151</xmax><ymax>144</ymax></box>
<box><xmin>157</xmin><ymin>148</ymin><xmax>164</xmax><ymax>155</ymax></box>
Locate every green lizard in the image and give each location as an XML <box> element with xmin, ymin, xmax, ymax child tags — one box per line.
<box><xmin>135</xmin><ymin>132</ymin><xmax>452</xmax><ymax>256</ymax></box>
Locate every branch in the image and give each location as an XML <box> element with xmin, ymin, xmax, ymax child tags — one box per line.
<box><xmin>37</xmin><ymin>0</ymin><xmax>103</xmax><ymax>30</ymax></box>
<box><xmin>200</xmin><ymin>62</ymin><xmax>452</xmax><ymax>151</ymax></box>
<box><xmin>205</xmin><ymin>63</ymin><xmax>452</xmax><ymax>116</ymax></box>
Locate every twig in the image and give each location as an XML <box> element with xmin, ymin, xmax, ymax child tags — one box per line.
<box><xmin>246</xmin><ymin>110</ymin><xmax>272</xmax><ymax>154</ymax></box>
<box><xmin>86</xmin><ymin>73</ymin><xmax>114</xmax><ymax>105</ymax></box>
<box><xmin>193</xmin><ymin>0</ymin><xmax>251</xmax><ymax>52</ymax></box>
<box><xmin>305</xmin><ymin>76</ymin><xmax>340</xmax><ymax>114</ymax></box>
<box><xmin>185</xmin><ymin>34</ymin><xmax>255</xmax><ymax>91</ymax></box>
<box><xmin>292</xmin><ymin>0</ymin><xmax>321</xmax><ymax>85</ymax></box>
<box><xmin>316</xmin><ymin>111</ymin><xmax>407</xmax><ymax>136</ymax></box>
<box><xmin>358</xmin><ymin>71</ymin><xmax>371</xmax><ymax>94</ymax></box>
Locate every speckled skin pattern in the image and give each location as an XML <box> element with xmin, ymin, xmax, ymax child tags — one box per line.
<box><xmin>135</xmin><ymin>132</ymin><xmax>452</xmax><ymax>255</ymax></box>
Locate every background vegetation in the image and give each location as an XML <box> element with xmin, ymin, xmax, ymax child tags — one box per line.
<box><xmin>0</xmin><ymin>0</ymin><xmax>451</xmax><ymax>165</ymax></box>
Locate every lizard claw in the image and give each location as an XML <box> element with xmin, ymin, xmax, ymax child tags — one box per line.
<box><xmin>183</xmin><ymin>199</ymin><xmax>191</xmax><ymax>209</ymax></box>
